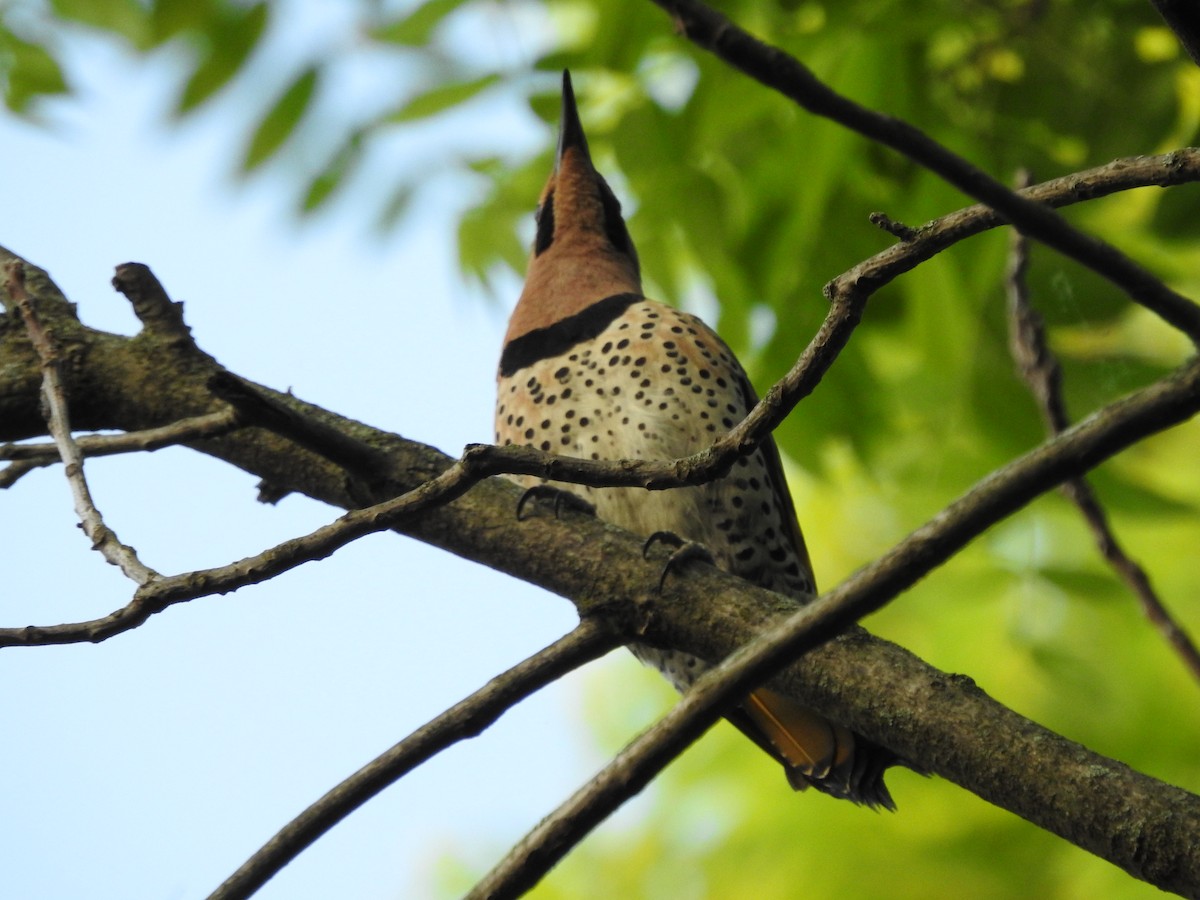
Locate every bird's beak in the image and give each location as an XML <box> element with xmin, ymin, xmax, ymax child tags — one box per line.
<box><xmin>555</xmin><ymin>69</ymin><xmax>591</xmax><ymax>173</ymax></box>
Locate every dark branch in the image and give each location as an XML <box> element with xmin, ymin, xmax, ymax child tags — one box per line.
<box><xmin>649</xmin><ymin>0</ymin><xmax>1200</xmax><ymax>342</ymax></box>
<box><xmin>830</xmin><ymin>150</ymin><xmax>1200</xmax><ymax>300</ymax></box>
<box><xmin>112</xmin><ymin>262</ymin><xmax>194</xmax><ymax>343</ymax></box>
<box><xmin>1150</xmin><ymin>0</ymin><xmax>1200</xmax><ymax>66</ymax></box>
<box><xmin>208</xmin><ymin>618</ymin><xmax>624</xmax><ymax>900</ymax></box>
<box><xmin>868</xmin><ymin>211</ymin><xmax>919</xmax><ymax>241</ymax></box>
<box><xmin>0</xmin><ymin>440</ymin><xmax>516</xmax><ymax>646</ymax></box>
<box><xmin>209</xmin><ymin>372</ymin><xmax>395</xmax><ymax>484</ymax></box>
<box><xmin>1004</xmin><ymin>188</ymin><xmax>1200</xmax><ymax>684</ymax></box>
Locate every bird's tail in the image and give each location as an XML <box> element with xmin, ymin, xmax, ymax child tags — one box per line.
<box><xmin>736</xmin><ymin>687</ymin><xmax>899</xmax><ymax>810</ymax></box>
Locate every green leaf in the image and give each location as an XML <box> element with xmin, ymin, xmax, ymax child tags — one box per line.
<box><xmin>458</xmin><ymin>187</ymin><xmax>528</xmax><ymax>287</ymax></box>
<box><xmin>174</xmin><ymin>1</ymin><xmax>268</xmax><ymax>115</ymax></box>
<box><xmin>1089</xmin><ymin>468</ymin><xmax>1199</xmax><ymax>518</ymax></box>
<box><xmin>48</xmin><ymin>0</ymin><xmax>149</xmax><ymax>47</ymax></box>
<box><xmin>374</xmin><ymin>184</ymin><xmax>417</xmax><ymax>233</ymax></box>
<box><xmin>2</xmin><ymin>34</ymin><xmax>69</xmax><ymax>113</ymax></box>
<box><xmin>300</xmin><ymin>132</ymin><xmax>364</xmax><ymax>214</ymax></box>
<box><xmin>387</xmin><ymin>73</ymin><xmax>500</xmax><ymax>124</ymax></box>
<box><xmin>150</xmin><ymin>0</ymin><xmax>216</xmax><ymax>45</ymax></box>
<box><xmin>241</xmin><ymin>65</ymin><xmax>319</xmax><ymax>172</ymax></box>
<box><xmin>1038</xmin><ymin>567</ymin><xmax>1124</xmax><ymax>603</ymax></box>
<box><xmin>370</xmin><ymin>0</ymin><xmax>468</xmax><ymax>46</ymax></box>
<box><xmin>464</xmin><ymin>155</ymin><xmax>505</xmax><ymax>176</ymax></box>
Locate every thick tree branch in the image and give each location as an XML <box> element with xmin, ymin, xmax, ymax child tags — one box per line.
<box><xmin>208</xmin><ymin>618</ymin><xmax>625</xmax><ymax>900</ymax></box>
<box><xmin>649</xmin><ymin>0</ymin><xmax>1200</xmax><ymax>342</ymax></box>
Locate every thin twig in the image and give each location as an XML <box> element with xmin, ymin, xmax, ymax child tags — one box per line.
<box><xmin>0</xmin><ymin>459</ymin><xmax>40</xmax><ymax>488</ymax></box>
<box><xmin>869</xmin><ymin>211</ymin><xmax>919</xmax><ymax>241</ymax></box>
<box><xmin>0</xmin><ymin>409</ymin><xmax>243</xmax><ymax>464</ymax></box>
<box><xmin>1004</xmin><ymin>178</ymin><xmax>1200</xmax><ymax>684</ymax></box>
<box><xmin>829</xmin><ymin>150</ymin><xmax>1200</xmax><ymax>300</ymax></box>
<box><xmin>0</xmin><ymin>443</ymin><xmax>496</xmax><ymax>646</ymax></box>
<box><xmin>0</xmin><ymin>430</ymin><xmax>613</xmax><ymax>646</ymax></box>
<box><xmin>208</xmin><ymin>618</ymin><xmax>625</xmax><ymax>900</ymax></box>
<box><xmin>649</xmin><ymin>0</ymin><xmax>1200</xmax><ymax>343</ymax></box>
<box><xmin>1065</xmin><ymin>481</ymin><xmax>1200</xmax><ymax>679</ymax></box>
<box><xmin>471</xmin><ymin>354</ymin><xmax>1200</xmax><ymax>899</ymax></box>
<box><xmin>4</xmin><ymin>261</ymin><xmax>158</xmax><ymax>585</ymax></box>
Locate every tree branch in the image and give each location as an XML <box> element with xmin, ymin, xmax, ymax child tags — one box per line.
<box><xmin>0</xmin><ymin>435</ymin><xmax>560</xmax><ymax>647</ymax></box>
<box><xmin>0</xmin><ymin>408</ymin><xmax>242</xmax><ymax>466</ymax></box>
<box><xmin>208</xmin><ymin>618</ymin><xmax>625</xmax><ymax>900</ymax></box>
<box><xmin>1003</xmin><ymin>183</ymin><xmax>1200</xmax><ymax>684</ymax></box>
<box><xmin>649</xmin><ymin>0</ymin><xmax>1200</xmax><ymax>342</ymax></box>
<box><xmin>1150</xmin><ymin>0</ymin><xmax>1200</xmax><ymax>66</ymax></box>
<box><xmin>111</xmin><ymin>261</ymin><xmax>196</xmax><ymax>345</ymax></box>
<box><xmin>0</xmin><ymin>458</ymin><xmax>39</xmax><ymax>488</ymax></box>
<box><xmin>4</xmin><ymin>261</ymin><xmax>158</xmax><ymax>584</ymax></box>
<box><xmin>829</xmin><ymin>149</ymin><xmax>1200</xmax><ymax>300</ymax></box>
<box><xmin>209</xmin><ymin>372</ymin><xmax>396</xmax><ymax>488</ymax></box>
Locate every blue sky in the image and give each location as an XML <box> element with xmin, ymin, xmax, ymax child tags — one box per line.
<box><xmin>1</xmin><ymin>9</ymin><xmax>663</xmax><ymax>899</ymax></box>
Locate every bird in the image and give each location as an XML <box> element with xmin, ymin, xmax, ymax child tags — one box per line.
<box><xmin>495</xmin><ymin>70</ymin><xmax>897</xmax><ymax>808</ymax></box>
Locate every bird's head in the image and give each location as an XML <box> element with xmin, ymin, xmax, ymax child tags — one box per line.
<box><xmin>504</xmin><ymin>70</ymin><xmax>643</xmax><ymax>345</ymax></box>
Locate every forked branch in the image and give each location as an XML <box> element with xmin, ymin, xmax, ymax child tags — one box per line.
<box><xmin>4</xmin><ymin>262</ymin><xmax>158</xmax><ymax>584</ymax></box>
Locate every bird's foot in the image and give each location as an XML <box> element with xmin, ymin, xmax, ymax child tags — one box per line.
<box><xmin>516</xmin><ymin>484</ymin><xmax>596</xmax><ymax>521</ymax></box>
<box><xmin>643</xmin><ymin>531</ymin><xmax>715</xmax><ymax>592</ymax></box>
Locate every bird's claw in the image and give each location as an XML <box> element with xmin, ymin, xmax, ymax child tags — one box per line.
<box><xmin>643</xmin><ymin>531</ymin><xmax>715</xmax><ymax>592</ymax></box>
<box><xmin>516</xmin><ymin>484</ymin><xmax>595</xmax><ymax>521</ymax></box>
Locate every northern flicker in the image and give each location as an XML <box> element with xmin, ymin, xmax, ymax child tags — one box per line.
<box><xmin>495</xmin><ymin>71</ymin><xmax>897</xmax><ymax>808</ymax></box>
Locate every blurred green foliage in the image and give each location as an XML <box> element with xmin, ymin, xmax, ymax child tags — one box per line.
<box><xmin>4</xmin><ymin>0</ymin><xmax>1200</xmax><ymax>896</ymax></box>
